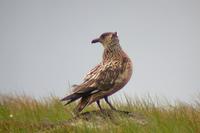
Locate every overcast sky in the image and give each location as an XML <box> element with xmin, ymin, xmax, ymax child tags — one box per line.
<box><xmin>0</xmin><ymin>0</ymin><xmax>200</xmax><ymax>103</ymax></box>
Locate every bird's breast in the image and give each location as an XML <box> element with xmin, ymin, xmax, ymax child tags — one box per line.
<box><xmin>105</xmin><ymin>58</ymin><xmax>133</xmax><ymax>96</ymax></box>
<box><xmin>115</xmin><ymin>59</ymin><xmax>132</xmax><ymax>86</ymax></box>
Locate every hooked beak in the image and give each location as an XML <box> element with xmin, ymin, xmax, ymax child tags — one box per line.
<box><xmin>91</xmin><ymin>38</ymin><xmax>100</xmax><ymax>43</ymax></box>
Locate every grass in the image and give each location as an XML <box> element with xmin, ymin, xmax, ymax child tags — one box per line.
<box><xmin>0</xmin><ymin>93</ymin><xmax>200</xmax><ymax>133</ymax></box>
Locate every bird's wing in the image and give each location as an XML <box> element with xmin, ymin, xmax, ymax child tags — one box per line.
<box><xmin>83</xmin><ymin>64</ymin><xmax>101</xmax><ymax>82</ymax></box>
<box><xmin>73</xmin><ymin>61</ymin><xmax>122</xmax><ymax>94</ymax></box>
<box><xmin>72</xmin><ymin>64</ymin><xmax>101</xmax><ymax>93</ymax></box>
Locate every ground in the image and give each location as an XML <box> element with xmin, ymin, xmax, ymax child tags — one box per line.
<box><xmin>0</xmin><ymin>94</ymin><xmax>199</xmax><ymax>133</ymax></box>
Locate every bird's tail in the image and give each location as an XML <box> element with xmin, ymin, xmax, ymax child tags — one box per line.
<box><xmin>60</xmin><ymin>93</ymin><xmax>82</xmax><ymax>105</ymax></box>
<box><xmin>61</xmin><ymin>85</ymin><xmax>96</xmax><ymax>106</ymax></box>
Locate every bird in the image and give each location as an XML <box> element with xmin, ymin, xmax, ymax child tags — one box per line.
<box><xmin>61</xmin><ymin>32</ymin><xmax>133</xmax><ymax>113</ymax></box>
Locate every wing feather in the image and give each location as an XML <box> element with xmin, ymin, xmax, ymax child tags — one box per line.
<box><xmin>73</xmin><ymin>61</ymin><xmax>122</xmax><ymax>94</ymax></box>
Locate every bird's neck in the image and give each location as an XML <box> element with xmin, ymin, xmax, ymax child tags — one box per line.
<box><xmin>102</xmin><ymin>44</ymin><xmax>123</xmax><ymax>62</ymax></box>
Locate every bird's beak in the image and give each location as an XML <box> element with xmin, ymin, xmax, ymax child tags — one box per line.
<box><xmin>91</xmin><ymin>38</ymin><xmax>100</xmax><ymax>43</ymax></box>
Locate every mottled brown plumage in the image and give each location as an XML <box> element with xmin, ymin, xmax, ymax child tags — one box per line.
<box><xmin>61</xmin><ymin>32</ymin><xmax>132</xmax><ymax>113</ymax></box>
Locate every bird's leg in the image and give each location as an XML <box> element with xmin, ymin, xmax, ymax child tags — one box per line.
<box><xmin>96</xmin><ymin>100</ymin><xmax>103</xmax><ymax>111</ymax></box>
<box><xmin>104</xmin><ymin>97</ymin><xmax>116</xmax><ymax>111</ymax></box>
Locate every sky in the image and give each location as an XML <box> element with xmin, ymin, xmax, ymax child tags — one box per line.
<box><xmin>0</xmin><ymin>0</ymin><xmax>200</xmax><ymax>103</ymax></box>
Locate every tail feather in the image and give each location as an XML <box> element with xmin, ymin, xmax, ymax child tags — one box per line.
<box><xmin>64</xmin><ymin>98</ymin><xmax>77</xmax><ymax>105</ymax></box>
<box><xmin>61</xmin><ymin>86</ymin><xmax>97</xmax><ymax>105</ymax></box>
<box><xmin>61</xmin><ymin>91</ymin><xmax>91</xmax><ymax>106</ymax></box>
<box><xmin>60</xmin><ymin>93</ymin><xmax>82</xmax><ymax>103</ymax></box>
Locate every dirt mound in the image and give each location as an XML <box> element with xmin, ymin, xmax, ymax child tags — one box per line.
<box><xmin>61</xmin><ymin>109</ymin><xmax>148</xmax><ymax>127</ymax></box>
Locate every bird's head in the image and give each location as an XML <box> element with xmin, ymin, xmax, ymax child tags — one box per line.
<box><xmin>91</xmin><ymin>32</ymin><xmax>119</xmax><ymax>48</ymax></box>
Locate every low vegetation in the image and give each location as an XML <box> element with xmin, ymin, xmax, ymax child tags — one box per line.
<box><xmin>0</xmin><ymin>93</ymin><xmax>199</xmax><ymax>133</ymax></box>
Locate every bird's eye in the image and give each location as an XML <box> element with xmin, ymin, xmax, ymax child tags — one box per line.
<box><xmin>101</xmin><ymin>34</ymin><xmax>107</xmax><ymax>39</ymax></box>
<box><xmin>101</xmin><ymin>33</ymin><xmax>111</xmax><ymax>39</ymax></box>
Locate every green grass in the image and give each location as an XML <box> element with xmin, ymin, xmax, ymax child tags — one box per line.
<box><xmin>0</xmin><ymin>93</ymin><xmax>200</xmax><ymax>133</ymax></box>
